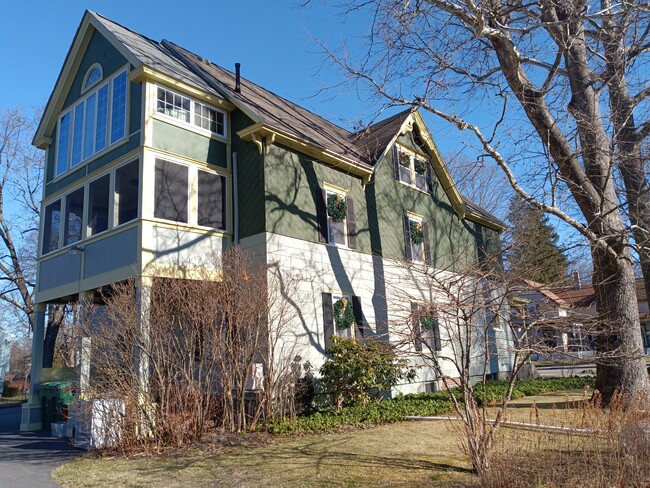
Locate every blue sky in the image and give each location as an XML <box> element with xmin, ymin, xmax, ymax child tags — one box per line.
<box><xmin>0</xmin><ymin>1</ymin><xmax>470</xmax><ymax>155</ymax></box>
<box><xmin>1</xmin><ymin>1</ymin><xmax>591</xmax><ymax>268</ymax></box>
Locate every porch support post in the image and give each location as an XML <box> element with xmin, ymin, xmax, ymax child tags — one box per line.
<box><xmin>20</xmin><ymin>303</ymin><xmax>46</xmax><ymax>431</ymax></box>
<box><xmin>135</xmin><ymin>277</ymin><xmax>153</xmax><ymax>436</ymax></box>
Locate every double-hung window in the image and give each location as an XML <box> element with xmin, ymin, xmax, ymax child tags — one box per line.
<box><xmin>411</xmin><ymin>302</ymin><xmax>442</xmax><ymax>353</ymax></box>
<box><xmin>392</xmin><ymin>145</ymin><xmax>430</xmax><ymax>192</ymax></box>
<box><xmin>155</xmin><ymin>86</ymin><xmax>226</xmax><ymax>137</ymax></box>
<box><xmin>403</xmin><ymin>215</ymin><xmax>430</xmax><ymax>263</ymax></box>
<box><xmin>317</xmin><ymin>187</ymin><xmax>357</xmax><ymax>249</ymax></box>
<box><xmin>321</xmin><ymin>292</ymin><xmax>364</xmax><ymax>350</ymax></box>
<box><xmin>55</xmin><ymin>67</ymin><xmax>129</xmax><ymax>177</ymax></box>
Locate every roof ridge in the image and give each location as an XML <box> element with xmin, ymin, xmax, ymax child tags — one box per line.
<box><xmin>162</xmin><ymin>40</ymin><xmax>355</xmax><ymax>137</ymax></box>
<box><xmin>91</xmin><ymin>11</ymin><xmax>162</xmax><ymax>48</ymax></box>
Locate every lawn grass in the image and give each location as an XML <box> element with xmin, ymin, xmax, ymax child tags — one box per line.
<box><xmin>54</xmin><ymin>421</ymin><xmax>474</xmax><ymax>487</ymax></box>
<box><xmin>54</xmin><ymin>388</ymin><xmax>595</xmax><ymax>488</ymax></box>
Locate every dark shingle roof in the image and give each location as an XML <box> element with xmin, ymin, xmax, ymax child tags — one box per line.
<box><xmin>350</xmin><ymin>109</ymin><xmax>413</xmax><ymax>163</ymax></box>
<box><xmin>90</xmin><ymin>11</ymin><xmax>505</xmax><ymax>230</ymax></box>
<box><xmin>164</xmin><ymin>41</ymin><xmax>370</xmax><ymax>165</ymax></box>
<box><xmin>463</xmin><ymin>197</ymin><xmax>507</xmax><ymax>229</ymax></box>
<box><xmin>93</xmin><ymin>12</ymin><xmax>215</xmax><ymax>93</ymax></box>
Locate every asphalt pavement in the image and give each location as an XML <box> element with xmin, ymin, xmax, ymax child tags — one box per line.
<box><xmin>0</xmin><ymin>406</ymin><xmax>80</xmax><ymax>488</ymax></box>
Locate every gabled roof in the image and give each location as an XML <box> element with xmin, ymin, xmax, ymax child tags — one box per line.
<box><xmin>35</xmin><ymin>10</ymin><xmax>506</xmax><ymax>232</ymax></box>
<box><xmin>517</xmin><ymin>279</ymin><xmax>571</xmax><ymax>309</ymax></box>
<box><xmin>552</xmin><ymin>278</ymin><xmax>647</xmax><ymax>309</ymax></box>
<box><xmin>163</xmin><ymin>41</ymin><xmax>367</xmax><ymax>165</ymax></box>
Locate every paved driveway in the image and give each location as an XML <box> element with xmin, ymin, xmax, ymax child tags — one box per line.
<box><xmin>0</xmin><ymin>406</ymin><xmax>80</xmax><ymax>488</ymax></box>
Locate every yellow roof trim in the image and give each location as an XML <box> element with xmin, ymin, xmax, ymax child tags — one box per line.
<box><xmin>237</xmin><ymin>124</ymin><xmax>374</xmax><ymax>183</ymax></box>
<box><xmin>130</xmin><ymin>66</ymin><xmax>236</xmax><ymax>111</ymax></box>
<box><xmin>34</xmin><ymin>11</ymin><xmax>144</xmax><ymax>148</ymax></box>
<box><xmin>409</xmin><ymin>111</ymin><xmax>466</xmax><ymax>218</ymax></box>
<box><xmin>465</xmin><ymin>209</ymin><xmax>507</xmax><ymax>232</ymax></box>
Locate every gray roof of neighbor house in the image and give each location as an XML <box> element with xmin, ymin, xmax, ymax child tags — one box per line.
<box><xmin>52</xmin><ymin>11</ymin><xmax>506</xmax><ymax>230</ymax></box>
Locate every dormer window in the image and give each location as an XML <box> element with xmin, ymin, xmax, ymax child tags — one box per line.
<box><xmin>82</xmin><ymin>64</ymin><xmax>103</xmax><ymax>93</ymax></box>
<box><xmin>392</xmin><ymin>145</ymin><xmax>431</xmax><ymax>193</ymax></box>
<box><xmin>155</xmin><ymin>86</ymin><xmax>226</xmax><ymax>137</ymax></box>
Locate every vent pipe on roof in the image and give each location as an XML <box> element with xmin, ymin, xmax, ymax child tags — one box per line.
<box><xmin>573</xmin><ymin>271</ymin><xmax>581</xmax><ymax>289</ymax></box>
<box><xmin>235</xmin><ymin>63</ymin><xmax>241</xmax><ymax>93</ymax></box>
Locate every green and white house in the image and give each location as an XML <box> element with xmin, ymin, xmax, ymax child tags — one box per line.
<box><xmin>22</xmin><ymin>11</ymin><xmax>512</xmax><ymax>431</ymax></box>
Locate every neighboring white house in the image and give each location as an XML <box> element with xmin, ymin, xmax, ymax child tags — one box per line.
<box><xmin>511</xmin><ymin>277</ymin><xmax>649</xmax><ymax>359</ymax></box>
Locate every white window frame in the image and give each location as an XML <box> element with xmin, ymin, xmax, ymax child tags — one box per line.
<box><xmin>55</xmin><ymin>66</ymin><xmax>129</xmax><ymax>178</ymax></box>
<box><xmin>395</xmin><ymin>145</ymin><xmax>429</xmax><ymax>192</ymax></box>
<box><xmin>196</xmin><ymin>168</ymin><xmax>227</xmax><ymax>231</ymax></box>
<box><xmin>40</xmin><ymin>158</ymin><xmax>141</xmax><ymax>256</ymax></box>
<box><xmin>332</xmin><ymin>293</ymin><xmax>354</xmax><ymax>339</ymax></box>
<box><xmin>154</xmin><ymin>85</ymin><xmax>227</xmax><ymax>138</ymax></box>
<box><xmin>406</xmin><ymin>215</ymin><xmax>425</xmax><ymax>263</ymax></box>
<box><xmin>152</xmin><ymin>156</ymin><xmax>228</xmax><ymax>231</ymax></box>
<box><xmin>325</xmin><ymin>188</ymin><xmax>348</xmax><ymax>248</ymax></box>
<box><xmin>81</xmin><ymin>63</ymin><xmax>104</xmax><ymax>94</ymax></box>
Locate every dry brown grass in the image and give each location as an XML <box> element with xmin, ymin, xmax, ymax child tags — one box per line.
<box><xmin>54</xmin><ymin>388</ymin><xmax>650</xmax><ymax>487</ymax></box>
<box><xmin>54</xmin><ymin>421</ymin><xmax>474</xmax><ymax>487</ymax></box>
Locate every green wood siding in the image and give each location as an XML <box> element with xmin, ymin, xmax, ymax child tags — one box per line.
<box><xmin>232</xmin><ymin>111</ymin><xmax>265</xmax><ymax>239</ymax></box>
<box><xmin>45</xmin><ymin>81</ymin><xmax>142</xmax><ymax>198</ymax></box>
<box><xmin>44</xmin><ymin>29</ymin><xmax>142</xmax><ymax>196</ymax></box>
<box><xmin>262</xmin><ymin>139</ymin><xmax>491</xmax><ymax>271</ymax></box>
<box><xmin>62</xmin><ymin>30</ymin><xmax>128</xmax><ymax>110</ymax></box>
<box><xmin>151</xmin><ymin>119</ymin><xmax>227</xmax><ymax>167</ymax></box>
<box><xmin>371</xmin><ymin>148</ymin><xmax>479</xmax><ymax>270</ymax></box>
<box><xmin>264</xmin><ymin>144</ymin><xmax>371</xmax><ymax>252</ymax></box>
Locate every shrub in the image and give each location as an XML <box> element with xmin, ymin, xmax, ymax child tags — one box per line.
<box><xmin>320</xmin><ymin>336</ymin><xmax>415</xmax><ymax>409</ymax></box>
<box><xmin>265</xmin><ymin>395</ymin><xmax>455</xmax><ymax>434</ymax></box>
<box><xmin>475</xmin><ymin>377</ymin><xmax>595</xmax><ymax>405</ymax></box>
<box><xmin>2</xmin><ymin>380</ymin><xmax>19</xmax><ymax>398</ymax></box>
<box><xmin>264</xmin><ymin>376</ymin><xmax>596</xmax><ymax>435</ymax></box>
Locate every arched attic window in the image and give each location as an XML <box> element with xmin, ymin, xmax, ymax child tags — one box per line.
<box><xmin>81</xmin><ymin>64</ymin><xmax>103</xmax><ymax>93</ymax></box>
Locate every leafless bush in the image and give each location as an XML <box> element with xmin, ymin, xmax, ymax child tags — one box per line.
<box><xmin>479</xmin><ymin>394</ymin><xmax>650</xmax><ymax>487</ymax></box>
<box><xmin>78</xmin><ymin>247</ymin><xmax>306</xmax><ymax>451</ymax></box>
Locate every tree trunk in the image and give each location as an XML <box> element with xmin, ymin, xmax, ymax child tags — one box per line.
<box><xmin>601</xmin><ymin>2</ymin><xmax>650</xmax><ymax>313</ymax></box>
<box><xmin>593</xmin><ymin>246</ymin><xmax>650</xmax><ymax>402</ymax></box>
<box><xmin>42</xmin><ymin>304</ymin><xmax>65</xmax><ymax>368</ymax></box>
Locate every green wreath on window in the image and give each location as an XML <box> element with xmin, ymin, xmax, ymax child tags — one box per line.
<box><xmin>327</xmin><ymin>193</ymin><xmax>347</xmax><ymax>223</ymax></box>
<box><xmin>399</xmin><ymin>152</ymin><xmax>411</xmax><ymax>167</ymax></box>
<box><xmin>333</xmin><ymin>297</ymin><xmax>355</xmax><ymax>330</ymax></box>
<box><xmin>414</xmin><ymin>158</ymin><xmax>427</xmax><ymax>175</ymax></box>
<box><xmin>420</xmin><ymin>314</ymin><xmax>435</xmax><ymax>330</ymax></box>
<box><xmin>410</xmin><ymin>221</ymin><xmax>424</xmax><ymax>245</ymax></box>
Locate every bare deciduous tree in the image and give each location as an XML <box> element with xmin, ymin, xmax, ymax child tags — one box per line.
<box><xmin>0</xmin><ymin>107</ymin><xmax>66</xmax><ymax>369</ymax></box>
<box><xmin>317</xmin><ymin>0</ymin><xmax>650</xmax><ymax>403</ymax></box>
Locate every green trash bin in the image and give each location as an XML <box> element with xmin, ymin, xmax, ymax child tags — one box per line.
<box><xmin>39</xmin><ymin>381</ymin><xmax>75</xmax><ymax>429</ymax></box>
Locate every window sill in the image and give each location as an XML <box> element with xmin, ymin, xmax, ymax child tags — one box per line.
<box><xmin>326</xmin><ymin>241</ymin><xmax>351</xmax><ymax>250</ymax></box>
<box><xmin>51</xmin><ymin>134</ymin><xmax>129</xmax><ymax>184</ymax></box>
<box><xmin>145</xmin><ymin>217</ymin><xmax>229</xmax><ymax>235</ymax></box>
<box><xmin>396</xmin><ymin>178</ymin><xmax>430</xmax><ymax>195</ymax></box>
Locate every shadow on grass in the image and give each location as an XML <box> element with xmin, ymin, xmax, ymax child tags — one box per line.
<box><xmin>223</xmin><ymin>438</ymin><xmax>473</xmax><ymax>475</ymax></box>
